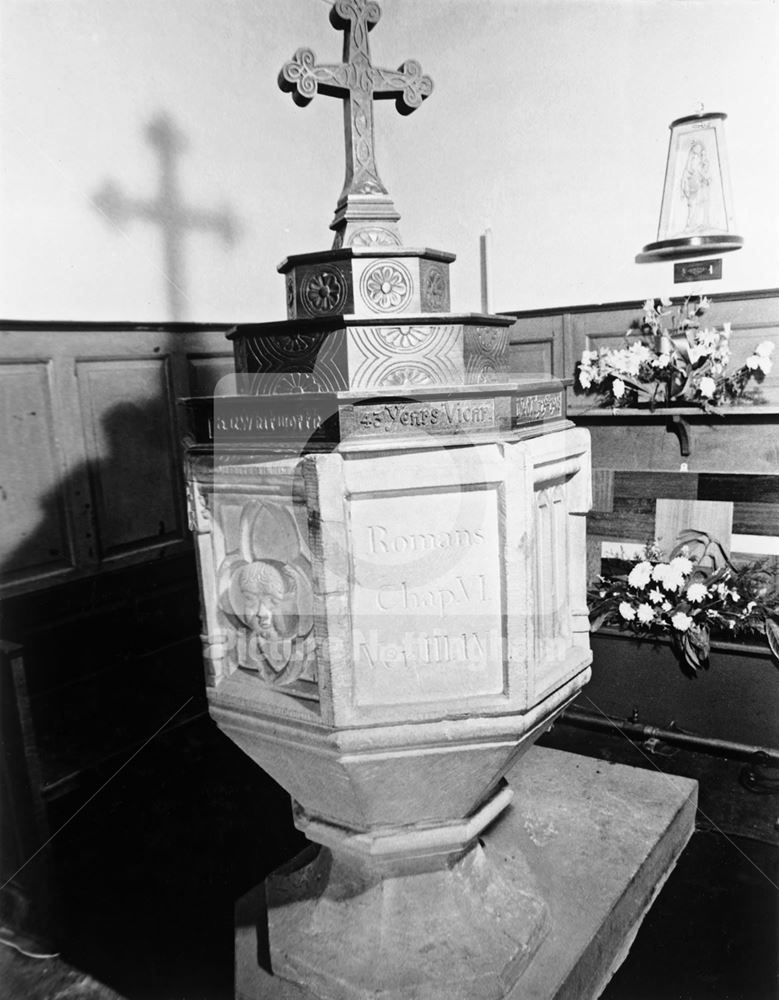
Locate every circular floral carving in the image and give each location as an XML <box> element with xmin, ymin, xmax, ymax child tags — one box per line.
<box><xmin>349</xmin><ymin>227</ymin><xmax>401</xmax><ymax>248</ymax></box>
<box><xmin>380</xmin><ymin>364</ymin><xmax>433</xmax><ymax>387</ymax></box>
<box><xmin>380</xmin><ymin>326</ymin><xmax>431</xmax><ymax>352</ymax></box>
<box><xmin>300</xmin><ymin>267</ymin><xmax>347</xmax><ymax>316</ymax></box>
<box><xmin>360</xmin><ymin>261</ymin><xmax>413</xmax><ymax>313</ymax></box>
<box><xmin>273</xmin><ymin>372</ymin><xmax>322</xmax><ymax>393</ymax></box>
<box><xmin>423</xmin><ymin>265</ymin><xmax>447</xmax><ymax>309</ymax></box>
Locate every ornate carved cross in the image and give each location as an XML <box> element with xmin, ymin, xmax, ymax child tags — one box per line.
<box><xmin>279</xmin><ymin>0</ymin><xmax>433</xmax><ymax>249</ymax></box>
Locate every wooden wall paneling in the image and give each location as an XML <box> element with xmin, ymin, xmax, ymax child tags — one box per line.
<box><xmin>697</xmin><ymin>473</ymin><xmax>779</xmax><ymax>504</ymax></box>
<box><xmin>590</xmin><ymin>470</ymin><xmax>615</xmax><ymax>512</ymax></box>
<box><xmin>612</xmin><ymin>470</ymin><xmax>699</xmax><ymax>501</ymax></box>
<box><xmin>732</xmin><ymin>502</ymin><xmax>779</xmax><ymax>536</ymax></box>
<box><xmin>504</xmin><ymin>313</ymin><xmax>563</xmax><ymax>378</ymax></box>
<box><xmin>76</xmin><ymin>354</ymin><xmax>186</xmax><ymax>564</ymax></box>
<box><xmin>568</xmin><ymin>307</ymin><xmax>637</xmax><ymax>414</ymax></box>
<box><xmin>0</xmin><ymin>358</ymin><xmax>80</xmax><ymax>594</ymax></box>
<box><xmin>0</xmin><ymin>641</ymin><xmax>57</xmax><ymax>944</ymax></box>
<box><xmin>185</xmin><ymin>352</ymin><xmax>236</xmax><ymax>397</ymax></box>
<box><xmin>705</xmin><ymin>292</ymin><xmax>779</xmax><ymax>407</ymax></box>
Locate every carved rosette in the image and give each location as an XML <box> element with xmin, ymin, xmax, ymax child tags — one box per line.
<box><xmin>419</xmin><ymin>259</ymin><xmax>450</xmax><ymax>312</ymax></box>
<box><xmin>358</xmin><ymin>259</ymin><xmax>414</xmax><ymax>313</ymax></box>
<box><xmin>298</xmin><ymin>265</ymin><xmax>350</xmax><ymax>317</ymax></box>
<box><xmin>347</xmin><ymin>227</ymin><xmax>401</xmax><ymax>248</ymax></box>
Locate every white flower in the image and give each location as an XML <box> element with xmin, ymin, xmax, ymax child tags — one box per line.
<box><xmin>670</xmin><ymin>556</ymin><xmax>693</xmax><ymax>576</ymax></box>
<box><xmin>636</xmin><ymin>603</ymin><xmax>655</xmax><ymax>624</ymax></box>
<box><xmin>687</xmin><ymin>344</ymin><xmax>711</xmax><ymax>365</ymax></box>
<box><xmin>671</xmin><ymin>612</ymin><xmax>693</xmax><ymax>632</ymax></box>
<box><xmin>755</xmin><ymin>341</ymin><xmax>775</xmax><ymax>358</ymax></box>
<box><xmin>663</xmin><ymin>568</ymin><xmax>686</xmax><ymax>591</ymax></box>
<box><xmin>612</xmin><ymin>378</ymin><xmax>626</xmax><ymax>399</ymax></box>
<box><xmin>652</xmin><ymin>563</ymin><xmax>670</xmax><ymax>583</ymax></box>
<box><xmin>649</xmin><ymin>587</ymin><xmax>664</xmax><ymax>604</ymax></box>
<box><xmin>730</xmin><ymin>590</ymin><xmax>741</xmax><ymax>603</ymax></box>
<box><xmin>662</xmin><ymin>600</ymin><xmax>673</xmax><ymax>612</ymax></box>
<box><xmin>747</xmin><ymin>351</ymin><xmax>774</xmax><ymax>374</ymax></box>
<box><xmin>686</xmin><ymin>582</ymin><xmax>708</xmax><ymax>603</ymax></box>
<box><xmin>579</xmin><ymin>368</ymin><xmax>593</xmax><ymax>389</ymax></box>
<box><xmin>628</xmin><ymin>561</ymin><xmax>653</xmax><ymax>590</ymax></box>
<box><xmin>619</xmin><ymin>602</ymin><xmax>636</xmax><ymax>621</ymax></box>
<box><xmin>698</xmin><ymin>376</ymin><xmax>717</xmax><ymax>398</ymax></box>
<box><xmin>629</xmin><ymin>343</ymin><xmax>652</xmax><ymax>363</ymax></box>
<box><xmin>652</xmin><ymin>353</ymin><xmax>672</xmax><ymax>369</ymax></box>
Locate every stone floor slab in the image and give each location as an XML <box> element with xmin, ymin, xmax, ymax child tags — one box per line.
<box><xmin>236</xmin><ymin>746</ymin><xmax>697</xmax><ymax>1000</ymax></box>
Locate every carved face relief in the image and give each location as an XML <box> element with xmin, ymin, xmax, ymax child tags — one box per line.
<box><xmin>217</xmin><ymin>501</ymin><xmax>317</xmax><ymax>687</ymax></box>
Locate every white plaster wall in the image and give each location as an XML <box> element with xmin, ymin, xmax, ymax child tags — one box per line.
<box><xmin>1</xmin><ymin>0</ymin><xmax>776</xmax><ymax>321</ymax></box>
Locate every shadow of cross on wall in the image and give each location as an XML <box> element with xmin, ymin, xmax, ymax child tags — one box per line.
<box><xmin>94</xmin><ymin>112</ymin><xmax>239</xmax><ymax>321</ymax></box>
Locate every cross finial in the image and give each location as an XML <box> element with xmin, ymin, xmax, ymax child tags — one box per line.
<box><xmin>279</xmin><ymin>0</ymin><xmax>433</xmax><ymax>249</ymax></box>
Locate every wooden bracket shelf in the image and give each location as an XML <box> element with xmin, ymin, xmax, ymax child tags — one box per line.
<box><xmin>569</xmin><ymin>405</ymin><xmax>779</xmax><ymax>460</ymax></box>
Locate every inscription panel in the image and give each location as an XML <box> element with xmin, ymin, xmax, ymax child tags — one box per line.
<box><xmin>349</xmin><ymin>488</ymin><xmax>504</xmax><ymax>706</ymax></box>
<box><xmin>353</xmin><ymin>398</ymin><xmax>497</xmax><ymax>437</ymax></box>
<box><xmin>513</xmin><ymin>392</ymin><xmax>564</xmax><ymax>427</ymax></box>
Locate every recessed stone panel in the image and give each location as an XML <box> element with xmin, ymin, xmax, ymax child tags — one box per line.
<box><xmin>352</xmin><ymin>257</ymin><xmax>422</xmax><ymax>315</ymax></box>
<box><xmin>292</xmin><ymin>262</ymin><xmax>354</xmax><ymax>320</ymax></box>
<box><xmin>464</xmin><ymin>325</ymin><xmax>510</xmax><ymax>384</ymax></box>
<box><xmin>348</xmin><ymin>487</ymin><xmax>505</xmax><ymax>707</ymax></box>
<box><xmin>240</xmin><ymin>329</ymin><xmax>349</xmax><ymax>393</ymax></box>
<box><xmin>346</xmin><ymin>323</ymin><xmax>464</xmax><ymax>388</ymax></box>
<box><xmin>419</xmin><ymin>257</ymin><xmax>451</xmax><ymax>312</ymax></box>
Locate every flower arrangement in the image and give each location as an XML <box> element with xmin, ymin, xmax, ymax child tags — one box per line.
<box><xmin>577</xmin><ymin>295</ymin><xmax>774</xmax><ymax>410</ymax></box>
<box><xmin>587</xmin><ymin>530</ymin><xmax>779</xmax><ymax>672</ymax></box>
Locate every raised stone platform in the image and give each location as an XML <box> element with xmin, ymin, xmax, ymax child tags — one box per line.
<box><xmin>235</xmin><ymin>746</ymin><xmax>697</xmax><ymax>1000</ymax></box>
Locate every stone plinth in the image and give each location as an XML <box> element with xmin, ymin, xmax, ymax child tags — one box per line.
<box><xmin>235</xmin><ymin>746</ymin><xmax>698</xmax><ymax>1000</ymax></box>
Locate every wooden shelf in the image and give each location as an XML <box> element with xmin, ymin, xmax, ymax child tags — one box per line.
<box><xmin>570</xmin><ymin>404</ymin><xmax>779</xmax><ymax>419</ymax></box>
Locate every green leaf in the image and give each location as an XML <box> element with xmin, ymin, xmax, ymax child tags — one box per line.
<box><xmin>589</xmin><ymin>613</ymin><xmax>608</xmax><ymax>633</ymax></box>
